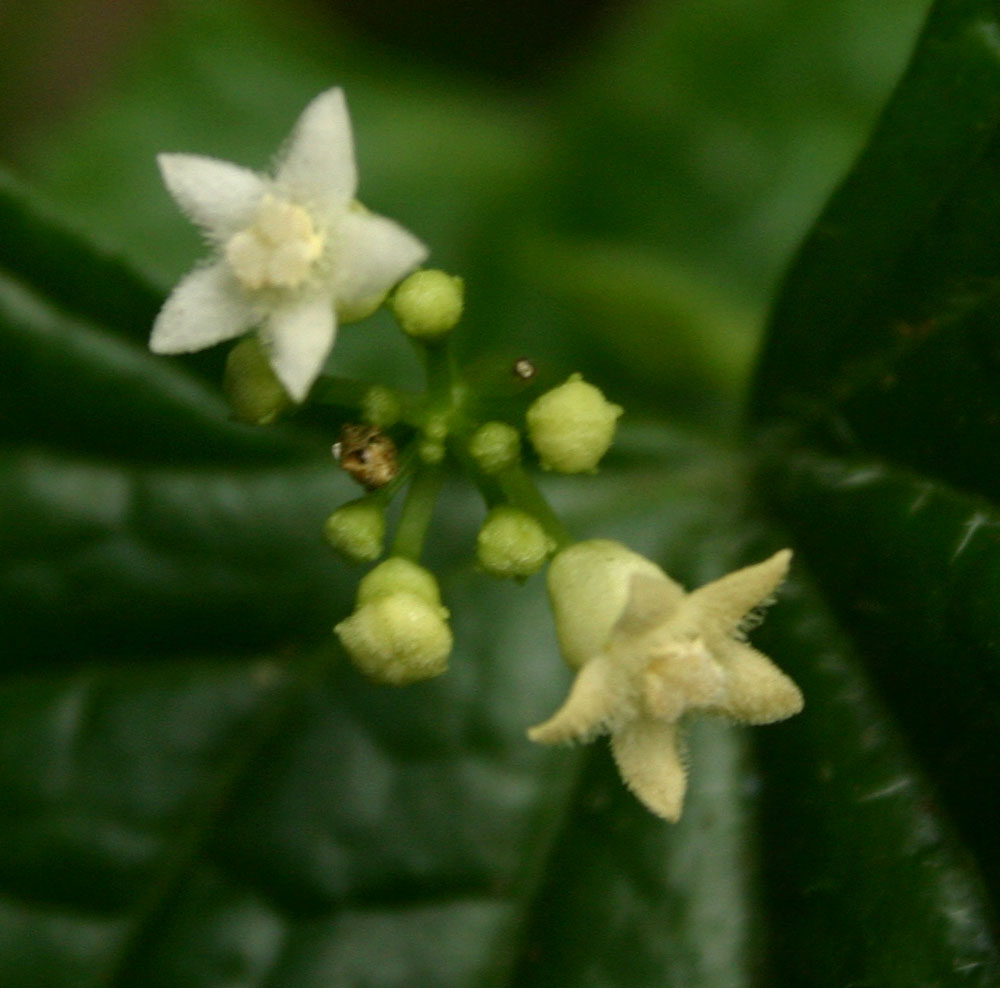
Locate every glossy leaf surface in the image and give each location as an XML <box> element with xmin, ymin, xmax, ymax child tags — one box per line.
<box><xmin>749</xmin><ymin>0</ymin><xmax>1000</xmax><ymax>980</ymax></box>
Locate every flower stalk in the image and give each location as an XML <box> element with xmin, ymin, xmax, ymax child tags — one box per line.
<box><xmin>391</xmin><ymin>465</ymin><xmax>446</xmax><ymax>562</ymax></box>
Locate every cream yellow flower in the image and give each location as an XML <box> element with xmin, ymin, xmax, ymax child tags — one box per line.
<box><xmin>529</xmin><ymin>540</ymin><xmax>803</xmax><ymax>821</ymax></box>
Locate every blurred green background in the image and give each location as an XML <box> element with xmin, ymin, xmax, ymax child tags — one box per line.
<box><xmin>1</xmin><ymin>0</ymin><xmax>930</xmax><ymax>429</ymax></box>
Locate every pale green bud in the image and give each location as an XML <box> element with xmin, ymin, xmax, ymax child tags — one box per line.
<box><xmin>468</xmin><ymin>422</ymin><xmax>521</xmax><ymax>475</ymax></box>
<box><xmin>547</xmin><ymin>540</ymin><xmax>674</xmax><ymax>669</ymax></box>
<box><xmin>338</xmin><ymin>292</ymin><xmax>387</xmax><ymax>324</ymax></box>
<box><xmin>418</xmin><ymin>415</ymin><xmax>449</xmax><ymax>464</ymax></box>
<box><xmin>424</xmin><ymin>414</ymin><xmax>449</xmax><ymax>441</ymax></box>
<box><xmin>419</xmin><ymin>439</ymin><xmax>446</xmax><ymax>465</ymax></box>
<box><xmin>223</xmin><ymin>336</ymin><xmax>291</xmax><ymax>424</ymax></box>
<box><xmin>392</xmin><ymin>269</ymin><xmax>464</xmax><ymax>340</ymax></box>
<box><xmin>362</xmin><ymin>386</ymin><xmax>402</xmax><ymax>428</ymax></box>
<box><xmin>323</xmin><ymin>501</ymin><xmax>386</xmax><ymax>563</ymax></box>
<box><xmin>357</xmin><ymin>557</ymin><xmax>445</xmax><ymax>610</ymax></box>
<box><xmin>476</xmin><ymin>507</ymin><xmax>555</xmax><ymax>579</ymax></box>
<box><xmin>526</xmin><ymin>373</ymin><xmax>623</xmax><ymax>473</ymax></box>
<box><xmin>335</xmin><ymin>593</ymin><xmax>452</xmax><ymax>685</ymax></box>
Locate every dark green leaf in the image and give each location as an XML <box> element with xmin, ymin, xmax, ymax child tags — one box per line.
<box><xmin>765</xmin><ymin>451</ymin><xmax>1000</xmax><ymax>897</ymax></box>
<box><xmin>755</xmin><ymin>558</ymin><xmax>1000</xmax><ymax>987</ymax></box>
<box><xmin>0</xmin><ymin>448</ymin><xmax>349</xmax><ymax>662</ymax></box>
<box><xmin>0</xmin><ymin>659</ymin><xmax>291</xmax><ymax>988</ymax></box>
<box><xmin>750</xmin><ymin>0</ymin><xmax>1000</xmax><ymax>978</ymax></box>
<box><xmin>753</xmin><ymin>0</ymin><xmax>1000</xmax><ymax>500</ymax></box>
<box><xmin>0</xmin><ymin>168</ymin><xmax>161</xmax><ymax>342</ymax></box>
<box><xmin>0</xmin><ymin>272</ymin><xmax>310</xmax><ymax>465</ymax></box>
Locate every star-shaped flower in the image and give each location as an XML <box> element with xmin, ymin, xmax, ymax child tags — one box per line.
<box><xmin>150</xmin><ymin>88</ymin><xmax>428</xmax><ymax>401</ymax></box>
<box><xmin>528</xmin><ymin>540</ymin><xmax>803</xmax><ymax>821</ymax></box>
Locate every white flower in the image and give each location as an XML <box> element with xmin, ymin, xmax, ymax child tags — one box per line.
<box><xmin>529</xmin><ymin>540</ymin><xmax>803</xmax><ymax>821</ymax></box>
<box><xmin>150</xmin><ymin>88</ymin><xmax>428</xmax><ymax>401</ymax></box>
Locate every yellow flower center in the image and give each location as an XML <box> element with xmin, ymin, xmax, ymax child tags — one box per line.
<box><xmin>224</xmin><ymin>195</ymin><xmax>324</xmax><ymax>291</ymax></box>
<box><xmin>641</xmin><ymin>639</ymin><xmax>724</xmax><ymax>720</ymax></box>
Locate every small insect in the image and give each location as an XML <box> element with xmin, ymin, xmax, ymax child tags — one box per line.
<box><xmin>333</xmin><ymin>424</ymin><xmax>399</xmax><ymax>490</ymax></box>
<box><xmin>513</xmin><ymin>357</ymin><xmax>537</xmax><ymax>381</ymax></box>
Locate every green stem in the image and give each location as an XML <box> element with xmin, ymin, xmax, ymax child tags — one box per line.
<box><xmin>447</xmin><ymin>418</ymin><xmax>575</xmax><ymax>551</ymax></box>
<box><xmin>391</xmin><ymin>465</ymin><xmax>445</xmax><ymax>561</ymax></box>
<box><xmin>367</xmin><ymin>442</ymin><xmax>419</xmax><ymax>507</ymax></box>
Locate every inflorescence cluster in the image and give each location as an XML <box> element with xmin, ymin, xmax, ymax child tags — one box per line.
<box><xmin>149</xmin><ymin>88</ymin><xmax>802</xmax><ymax>820</ymax></box>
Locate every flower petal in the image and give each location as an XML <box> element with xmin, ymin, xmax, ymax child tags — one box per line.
<box><xmin>157</xmin><ymin>154</ymin><xmax>265</xmax><ymax>240</ymax></box>
<box><xmin>329</xmin><ymin>208</ymin><xmax>428</xmax><ymax>322</ymax></box>
<box><xmin>610</xmin><ymin>719</ymin><xmax>687</xmax><ymax>822</ymax></box>
<box><xmin>275</xmin><ymin>88</ymin><xmax>357</xmax><ymax>212</ymax></box>
<box><xmin>710</xmin><ymin>640</ymin><xmax>804</xmax><ymax>724</ymax></box>
<box><xmin>641</xmin><ymin>641</ymin><xmax>725</xmax><ymax>720</ymax></box>
<box><xmin>527</xmin><ymin>656</ymin><xmax>626</xmax><ymax>744</ymax></box>
<box><xmin>150</xmin><ymin>262</ymin><xmax>255</xmax><ymax>354</ymax></box>
<box><xmin>682</xmin><ymin>549</ymin><xmax>792</xmax><ymax>638</ymax></box>
<box><xmin>263</xmin><ymin>295</ymin><xmax>336</xmax><ymax>401</ymax></box>
<box><xmin>611</xmin><ymin>573</ymin><xmax>684</xmax><ymax>640</ymax></box>
<box><xmin>547</xmin><ymin>540</ymin><xmax>675</xmax><ymax>670</ymax></box>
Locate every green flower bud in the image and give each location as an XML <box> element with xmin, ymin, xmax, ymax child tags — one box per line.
<box><xmin>362</xmin><ymin>385</ymin><xmax>403</xmax><ymax>428</ymax></box>
<box><xmin>392</xmin><ymin>269</ymin><xmax>464</xmax><ymax>340</ymax></box>
<box><xmin>335</xmin><ymin>593</ymin><xmax>452</xmax><ymax>685</ymax></box>
<box><xmin>357</xmin><ymin>557</ymin><xmax>445</xmax><ymax>610</ymax></box>
<box><xmin>338</xmin><ymin>291</ymin><xmax>387</xmax><ymax>324</ymax></box>
<box><xmin>419</xmin><ymin>439</ymin><xmax>446</xmax><ymax>465</ymax></box>
<box><xmin>223</xmin><ymin>336</ymin><xmax>292</xmax><ymax>424</ymax></box>
<box><xmin>476</xmin><ymin>506</ymin><xmax>555</xmax><ymax>579</ymax></box>
<box><xmin>547</xmin><ymin>540</ymin><xmax>674</xmax><ymax>669</ymax></box>
<box><xmin>526</xmin><ymin>373</ymin><xmax>623</xmax><ymax>473</ymax></box>
<box><xmin>468</xmin><ymin>422</ymin><xmax>521</xmax><ymax>475</ymax></box>
<box><xmin>424</xmin><ymin>413</ymin><xmax>449</xmax><ymax>442</ymax></box>
<box><xmin>323</xmin><ymin>501</ymin><xmax>386</xmax><ymax>563</ymax></box>
<box><xmin>338</xmin><ymin>558</ymin><xmax>452</xmax><ymax>684</ymax></box>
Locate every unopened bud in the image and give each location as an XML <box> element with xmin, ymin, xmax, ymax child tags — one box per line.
<box><xmin>526</xmin><ymin>373</ymin><xmax>622</xmax><ymax>473</ymax></box>
<box><xmin>338</xmin><ymin>292</ymin><xmax>386</xmax><ymax>323</ymax></box>
<box><xmin>419</xmin><ymin>439</ymin><xmax>446</xmax><ymax>464</ymax></box>
<box><xmin>357</xmin><ymin>557</ymin><xmax>445</xmax><ymax>609</ymax></box>
<box><xmin>223</xmin><ymin>336</ymin><xmax>292</xmax><ymax>423</ymax></box>
<box><xmin>424</xmin><ymin>414</ymin><xmax>449</xmax><ymax>441</ymax></box>
<box><xmin>548</xmin><ymin>540</ymin><xmax>673</xmax><ymax>669</ymax></box>
<box><xmin>338</xmin><ymin>558</ymin><xmax>451</xmax><ymax>684</ymax></box>
<box><xmin>477</xmin><ymin>506</ymin><xmax>555</xmax><ymax>579</ymax></box>
<box><xmin>362</xmin><ymin>386</ymin><xmax>403</xmax><ymax>428</ymax></box>
<box><xmin>324</xmin><ymin>501</ymin><xmax>386</xmax><ymax>563</ymax></box>
<box><xmin>392</xmin><ymin>269</ymin><xmax>464</xmax><ymax>341</ymax></box>
<box><xmin>468</xmin><ymin>422</ymin><xmax>521</xmax><ymax>475</ymax></box>
<box><xmin>335</xmin><ymin>593</ymin><xmax>452</xmax><ymax>685</ymax></box>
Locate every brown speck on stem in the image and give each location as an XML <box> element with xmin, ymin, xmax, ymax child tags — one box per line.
<box><xmin>334</xmin><ymin>424</ymin><xmax>399</xmax><ymax>490</ymax></box>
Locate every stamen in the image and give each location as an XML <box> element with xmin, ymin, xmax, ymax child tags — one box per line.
<box><xmin>225</xmin><ymin>195</ymin><xmax>324</xmax><ymax>291</ymax></box>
